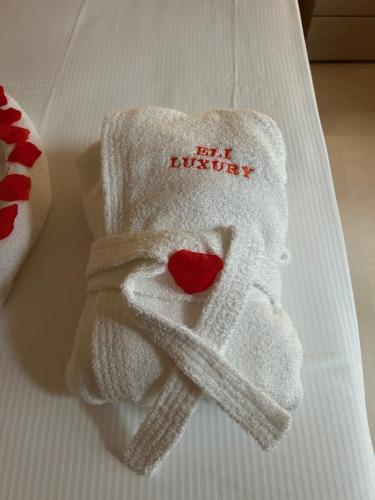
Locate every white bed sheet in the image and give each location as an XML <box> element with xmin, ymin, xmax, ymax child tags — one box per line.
<box><xmin>0</xmin><ymin>0</ymin><xmax>374</xmax><ymax>498</ymax></box>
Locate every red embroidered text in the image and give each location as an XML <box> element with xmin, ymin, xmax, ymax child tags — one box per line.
<box><xmin>168</xmin><ymin>145</ymin><xmax>255</xmax><ymax>180</ymax></box>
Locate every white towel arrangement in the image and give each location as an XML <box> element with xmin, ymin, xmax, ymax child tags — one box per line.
<box><xmin>66</xmin><ymin>107</ymin><xmax>303</xmax><ymax>475</ymax></box>
<box><xmin>0</xmin><ymin>85</ymin><xmax>51</xmax><ymax>306</ymax></box>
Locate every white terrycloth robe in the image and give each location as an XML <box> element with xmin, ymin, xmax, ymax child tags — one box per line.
<box><xmin>66</xmin><ymin>107</ymin><xmax>303</xmax><ymax>475</ymax></box>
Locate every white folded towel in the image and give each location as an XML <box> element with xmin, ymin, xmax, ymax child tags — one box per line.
<box><xmin>66</xmin><ymin>107</ymin><xmax>303</xmax><ymax>475</ymax></box>
<box><xmin>0</xmin><ymin>86</ymin><xmax>51</xmax><ymax>306</ymax></box>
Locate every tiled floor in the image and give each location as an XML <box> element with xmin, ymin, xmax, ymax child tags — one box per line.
<box><xmin>311</xmin><ymin>63</ymin><xmax>375</xmax><ymax>445</ymax></box>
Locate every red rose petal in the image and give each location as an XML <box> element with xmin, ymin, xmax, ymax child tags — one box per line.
<box><xmin>7</xmin><ymin>141</ymin><xmax>41</xmax><ymax>167</ymax></box>
<box><xmin>0</xmin><ymin>123</ymin><xmax>30</xmax><ymax>144</ymax></box>
<box><xmin>0</xmin><ymin>174</ymin><xmax>31</xmax><ymax>201</ymax></box>
<box><xmin>0</xmin><ymin>203</ymin><xmax>18</xmax><ymax>239</ymax></box>
<box><xmin>0</xmin><ymin>107</ymin><xmax>22</xmax><ymax>125</ymax></box>
<box><xmin>0</xmin><ymin>85</ymin><xmax>7</xmax><ymax>107</ymax></box>
<box><xmin>168</xmin><ymin>249</ymin><xmax>224</xmax><ymax>294</ymax></box>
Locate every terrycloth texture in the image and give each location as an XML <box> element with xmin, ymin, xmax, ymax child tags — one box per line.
<box><xmin>0</xmin><ymin>92</ymin><xmax>51</xmax><ymax>306</ymax></box>
<box><xmin>66</xmin><ymin>107</ymin><xmax>303</xmax><ymax>475</ymax></box>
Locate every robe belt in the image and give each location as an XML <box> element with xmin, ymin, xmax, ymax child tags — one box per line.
<box><xmin>86</xmin><ymin>228</ymin><xmax>291</xmax><ymax>475</ymax></box>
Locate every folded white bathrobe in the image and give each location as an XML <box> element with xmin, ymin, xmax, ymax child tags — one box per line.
<box><xmin>66</xmin><ymin>107</ymin><xmax>303</xmax><ymax>475</ymax></box>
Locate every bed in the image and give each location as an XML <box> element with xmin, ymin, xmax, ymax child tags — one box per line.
<box><xmin>0</xmin><ymin>0</ymin><xmax>374</xmax><ymax>498</ymax></box>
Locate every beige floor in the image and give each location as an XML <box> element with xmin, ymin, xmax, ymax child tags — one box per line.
<box><xmin>311</xmin><ymin>63</ymin><xmax>375</xmax><ymax>446</ymax></box>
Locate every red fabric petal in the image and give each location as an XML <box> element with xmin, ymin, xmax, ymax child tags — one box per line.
<box><xmin>0</xmin><ymin>174</ymin><xmax>31</xmax><ymax>201</ymax></box>
<box><xmin>0</xmin><ymin>123</ymin><xmax>30</xmax><ymax>144</ymax></box>
<box><xmin>0</xmin><ymin>203</ymin><xmax>18</xmax><ymax>240</ymax></box>
<box><xmin>7</xmin><ymin>141</ymin><xmax>41</xmax><ymax>167</ymax></box>
<box><xmin>168</xmin><ymin>249</ymin><xmax>224</xmax><ymax>294</ymax></box>
<box><xmin>0</xmin><ymin>85</ymin><xmax>7</xmax><ymax>107</ymax></box>
<box><xmin>0</xmin><ymin>107</ymin><xmax>22</xmax><ymax>125</ymax></box>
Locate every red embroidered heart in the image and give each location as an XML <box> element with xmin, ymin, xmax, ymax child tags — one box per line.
<box><xmin>168</xmin><ymin>249</ymin><xmax>224</xmax><ymax>294</ymax></box>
